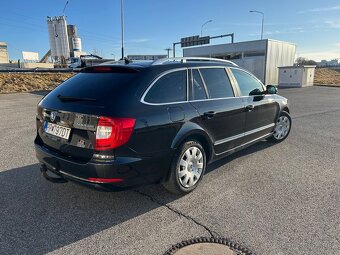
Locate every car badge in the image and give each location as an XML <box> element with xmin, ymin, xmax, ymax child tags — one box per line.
<box><xmin>50</xmin><ymin>112</ymin><xmax>57</xmax><ymax>122</ymax></box>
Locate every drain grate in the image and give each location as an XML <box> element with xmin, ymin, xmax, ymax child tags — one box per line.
<box><xmin>163</xmin><ymin>237</ymin><xmax>255</xmax><ymax>255</ymax></box>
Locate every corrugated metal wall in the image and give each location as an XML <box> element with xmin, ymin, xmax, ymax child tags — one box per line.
<box><xmin>265</xmin><ymin>40</ymin><xmax>296</xmax><ymax>85</ymax></box>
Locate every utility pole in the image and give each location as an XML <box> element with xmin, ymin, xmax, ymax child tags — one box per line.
<box><xmin>121</xmin><ymin>0</ymin><xmax>125</xmax><ymax>59</ymax></box>
<box><xmin>164</xmin><ymin>48</ymin><xmax>172</xmax><ymax>58</ymax></box>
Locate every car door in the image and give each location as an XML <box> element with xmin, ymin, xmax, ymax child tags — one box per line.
<box><xmin>230</xmin><ymin>68</ymin><xmax>279</xmax><ymax>142</ymax></box>
<box><xmin>189</xmin><ymin>67</ymin><xmax>246</xmax><ymax>155</ymax></box>
<box><xmin>139</xmin><ymin>69</ymin><xmax>194</xmax><ymax>154</ymax></box>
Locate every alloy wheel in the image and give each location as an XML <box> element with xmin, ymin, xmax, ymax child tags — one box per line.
<box><xmin>273</xmin><ymin>116</ymin><xmax>290</xmax><ymax>140</ymax></box>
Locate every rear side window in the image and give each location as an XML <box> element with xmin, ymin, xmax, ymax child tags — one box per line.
<box><xmin>144</xmin><ymin>70</ymin><xmax>187</xmax><ymax>104</ymax></box>
<box><xmin>200</xmin><ymin>68</ymin><xmax>234</xmax><ymax>99</ymax></box>
<box><xmin>190</xmin><ymin>69</ymin><xmax>207</xmax><ymax>100</ymax></box>
<box><xmin>231</xmin><ymin>69</ymin><xmax>264</xmax><ymax>96</ymax></box>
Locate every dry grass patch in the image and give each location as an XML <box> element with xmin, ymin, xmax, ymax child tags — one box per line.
<box><xmin>0</xmin><ymin>72</ymin><xmax>74</xmax><ymax>94</ymax></box>
<box><xmin>314</xmin><ymin>68</ymin><xmax>340</xmax><ymax>86</ymax></box>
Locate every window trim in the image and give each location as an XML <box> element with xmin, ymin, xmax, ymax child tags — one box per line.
<box><xmin>141</xmin><ymin>68</ymin><xmax>189</xmax><ymax>105</ymax></box>
<box><xmin>140</xmin><ymin>66</ymin><xmax>249</xmax><ymax>106</ymax></box>
<box><xmin>190</xmin><ymin>68</ymin><xmax>209</xmax><ymax>101</ymax></box>
<box><xmin>197</xmin><ymin>69</ymin><xmax>210</xmax><ymax>98</ymax></box>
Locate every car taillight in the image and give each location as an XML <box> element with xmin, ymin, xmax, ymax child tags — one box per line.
<box><xmin>95</xmin><ymin>117</ymin><xmax>136</xmax><ymax>150</ymax></box>
<box><xmin>87</xmin><ymin>177</ymin><xmax>123</xmax><ymax>183</ymax></box>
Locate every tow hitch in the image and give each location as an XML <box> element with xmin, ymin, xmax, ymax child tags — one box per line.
<box><xmin>40</xmin><ymin>164</ymin><xmax>68</xmax><ymax>183</ymax></box>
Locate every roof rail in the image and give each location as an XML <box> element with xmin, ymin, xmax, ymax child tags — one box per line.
<box><xmin>151</xmin><ymin>57</ymin><xmax>238</xmax><ymax>66</ymax></box>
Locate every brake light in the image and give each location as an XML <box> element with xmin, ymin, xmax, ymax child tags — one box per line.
<box><xmin>91</xmin><ymin>66</ymin><xmax>113</xmax><ymax>72</ymax></box>
<box><xmin>87</xmin><ymin>177</ymin><xmax>123</xmax><ymax>183</ymax></box>
<box><xmin>95</xmin><ymin>117</ymin><xmax>136</xmax><ymax>150</ymax></box>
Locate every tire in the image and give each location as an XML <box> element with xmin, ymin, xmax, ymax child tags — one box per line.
<box><xmin>162</xmin><ymin>140</ymin><xmax>206</xmax><ymax>195</ymax></box>
<box><xmin>268</xmin><ymin>111</ymin><xmax>292</xmax><ymax>143</ymax></box>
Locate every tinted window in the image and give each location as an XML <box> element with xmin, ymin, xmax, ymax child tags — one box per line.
<box><xmin>200</xmin><ymin>68</ymin><xmax>234</xmax><ymax>98</ymax></box>
<box><xmin>144</xmin><ymin>70</ymin><xmax>187</xmax><ymax>103</ymax></box>
<box><xmin>48</xmin><ymin>72</ymin><xmax>138</xmax><ymax>101</ymax></box>
<box><xmin>190</xmin><ymin>69</ymin><xmax>207</xmax><ymax>100</ymax></box>
<box><xmin>231</xmin><ymin>69</ymin><xmax>264</xmax><ymax>96</ymax></box>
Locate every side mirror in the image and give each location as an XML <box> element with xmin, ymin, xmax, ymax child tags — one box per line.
<box><xmin>249</xmin><ymin>88</ymin><xmax>264</xmax><ymax>96</ymax></box>
<box><xmin>266</xmin><ymin>85</ymin><xmax>278</xmax><ymax>94</ymax></box>
<box><xmin>249</xmin><ymin>88</ymin><xmax>265</xmax><ymax>102</ymax></box>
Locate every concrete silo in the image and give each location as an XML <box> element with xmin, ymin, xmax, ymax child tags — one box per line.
<box><xmin>47</xmin><ymin>16</ymin><xmax>70</xmax><ymax>63</ymax></box>
<box><xmin>67</xmin><ymin>24</ymin><xmax>82</xmax><ymax>57</ymax></box>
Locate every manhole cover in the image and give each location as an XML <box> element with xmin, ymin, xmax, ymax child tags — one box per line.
<box><xmin>164</xmin><ymin>237</ymin><xmax>255</xmax><ymax>255</ymax></box>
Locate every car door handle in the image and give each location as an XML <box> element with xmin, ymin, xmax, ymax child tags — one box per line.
<box><xmin>245</xmin><ymin>105</ymin><xmax>255</xmax><ymax>111</ymax></box>
<box><xmin>203</xmin><ymin>111</ymin><xmax>216</xmax><ymax>119</ymax></box>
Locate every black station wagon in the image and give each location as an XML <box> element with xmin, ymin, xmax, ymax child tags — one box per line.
<box><xmin>35</xmin><ymin>57</ymin><xmax>291</xmax><ymax>194</ymax></box>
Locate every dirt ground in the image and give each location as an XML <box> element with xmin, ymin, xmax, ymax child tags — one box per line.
<box><xmin>314</xmin><ymin>68</ymin><xmax>340</xmax><ymax>86</ymax></box>
<box><xmin>0</xmin><ymin>72</ymin><xmax>74</xmax><ymax>94</ymax></box>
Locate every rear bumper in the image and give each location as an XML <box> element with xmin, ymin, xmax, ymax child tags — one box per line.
<box><xmin>34</xmin><ymin>140</ymin><xmax>172</xmax><ymax>191</ymax></box>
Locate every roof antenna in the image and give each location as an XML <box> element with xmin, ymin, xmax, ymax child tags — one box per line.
<box><xmin>62</xmin><ymin>1</ymin><xmax>69</xmax><ymax>15</ymax></box>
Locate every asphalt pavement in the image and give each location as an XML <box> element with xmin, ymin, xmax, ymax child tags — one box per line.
<box><xmin>0</xmin><ymin>86</ymin><xmax>339</xmax><ymax>255</ymax></box>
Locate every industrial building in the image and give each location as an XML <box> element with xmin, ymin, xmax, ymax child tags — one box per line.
<box><xmin>67</xmin><ymin>24</ymin><xmax>82</xmax><ymax>58</ymax></box>
<box><xmin>0</xmin><ymin>42</ymin><xmax>9</xmax><ymax>63</ymax></box>
<box><xmin>47</xmin><ymin>16</ymin><xmax>83</xmax><ymax>63</ymax></box>
<box><xmin>183</xmin><ymin>39</ymin><xmax>296</xmax><ymax>85</ymax></box>
<box><xmin>317</xmin><ymin>59</ymin><xmax>339</xmax><ymax>67</ymax></box>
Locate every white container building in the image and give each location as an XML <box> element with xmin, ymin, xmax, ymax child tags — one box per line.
<box><xmin>278</xmin><ymin>66</ymin><xmax>316</xmax><ymax>88</ymax></box>
<box><xmin>183</xmin><ymin>39</ymin><xmax>296</xmax><ymax>85</ymax></box>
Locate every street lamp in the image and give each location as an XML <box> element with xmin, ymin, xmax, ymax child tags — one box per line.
<box><xmin>121</xmin><ymin>0</ymin><xmax>125</xmax><ymax>59</ymax></box>
<box><xmin>249</xmin><ymin>10</ymin><xmax>264</xmax><ymax>40</ymax></box>
<box><xmin>201</xmin><ymin>19</ymin><xmax>213</xmax><ymax>37</ymax></box>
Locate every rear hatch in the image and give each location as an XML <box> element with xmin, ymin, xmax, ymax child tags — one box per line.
<box><xmin>36</xmin><ymin>66</ymin><xmax>140</xmax><ymax>162</ymax></box>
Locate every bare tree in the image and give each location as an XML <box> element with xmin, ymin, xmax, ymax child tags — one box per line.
<box><xmin>296</xmin><ymin>57</ymin><xmax>317</xmax><ymax>66</ymax></box>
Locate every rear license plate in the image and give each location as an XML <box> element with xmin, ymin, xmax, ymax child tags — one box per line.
<box><xmin>44</xmin><ymin>122</ymin><xmax>71</xmax><ymax>140</ymax></box>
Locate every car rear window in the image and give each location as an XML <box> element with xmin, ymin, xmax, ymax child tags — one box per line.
<box><xmin>48</xmin><ymin>72</ymin><xmax>138</xmax><ymax>101</ymax></box>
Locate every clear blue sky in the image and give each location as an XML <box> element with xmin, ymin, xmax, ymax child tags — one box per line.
<box><xmin>1</xmin><ymin>0</ymin><xmax>340</xmax><ymax>61</ymax></box>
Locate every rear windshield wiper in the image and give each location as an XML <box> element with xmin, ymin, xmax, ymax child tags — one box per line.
<box><xmin>57</xmin><ymin>95</ymin><xmax>97</xmax><ymax>102</ymax></box>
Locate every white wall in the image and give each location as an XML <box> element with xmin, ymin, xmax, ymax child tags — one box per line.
<box><xmin>278</xmin><ymin>68</ymin><xmax>303</xmax><ymax>87</ymax></box>
<box><xmin>266</xmin><ymin>40</ymin><xmax>296</xmax><ymax>85</ymax></box>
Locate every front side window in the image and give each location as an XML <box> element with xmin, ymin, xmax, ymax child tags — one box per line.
<box><xmin>144</xmin><ymin>70</ymin><xmax>187</xmax><ymax>104</ymax></box>
<box><xmin>200</xmin><ymin>68</ymin><xmax>234</xmax><ymax>99</ymax></box>
<box><xmin>231</xmin><ymin>69</ymin><xmax>264</xmax><ymax>96</ymax></box>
